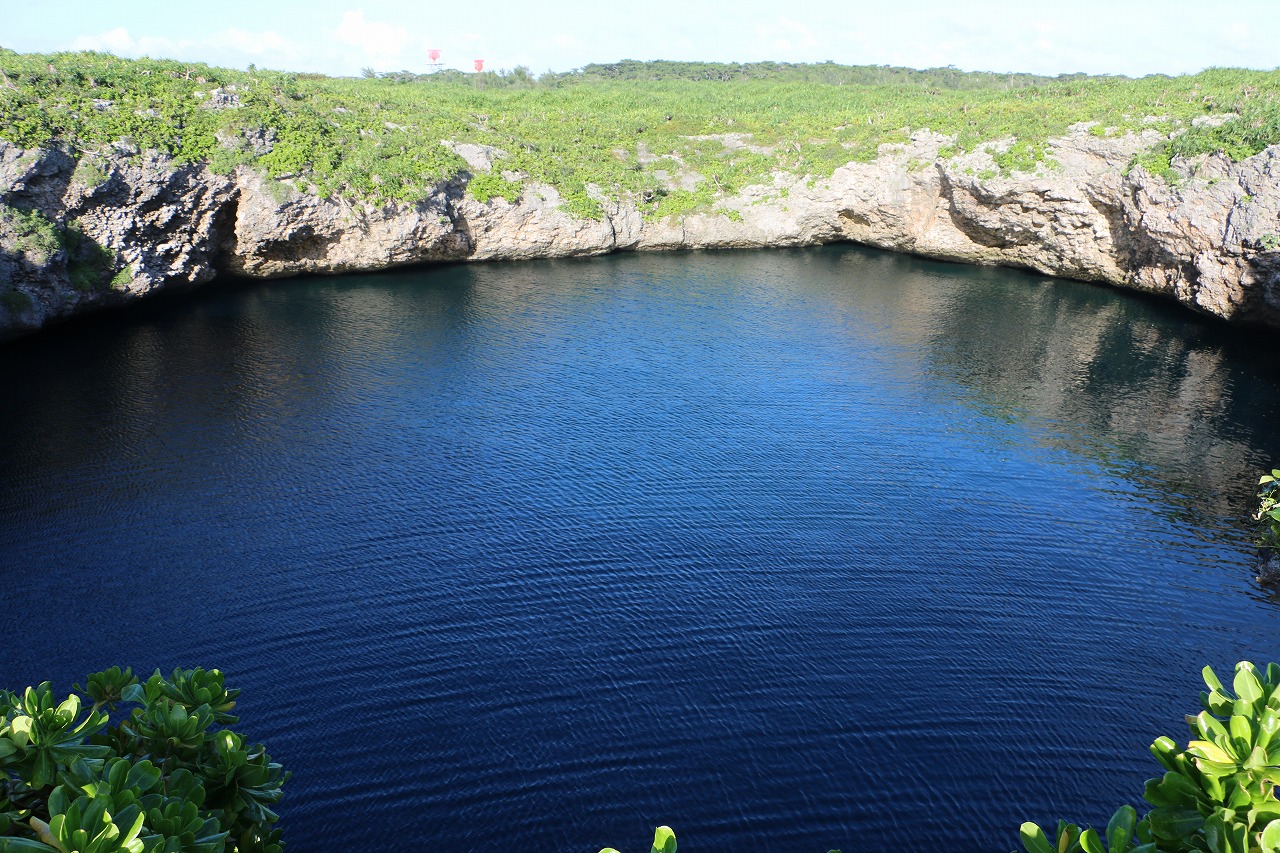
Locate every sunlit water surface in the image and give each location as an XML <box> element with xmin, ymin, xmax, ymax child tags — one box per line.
<box><xmin>3</xmin><ymin>246</ymin><xmax>1280</xmax><ymax>852</ymax></box>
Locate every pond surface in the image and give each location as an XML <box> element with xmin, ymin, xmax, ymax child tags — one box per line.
<box><xmin>2</xmin><ymin>246</ymin><xmax>1280</xmax><ymax>853</ymax></box>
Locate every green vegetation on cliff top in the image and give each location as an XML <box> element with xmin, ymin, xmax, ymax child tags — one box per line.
<box><xmin>1</xmin><ymin>49</ymin><xmax>1278</xmax><ymax>218</ymax></box>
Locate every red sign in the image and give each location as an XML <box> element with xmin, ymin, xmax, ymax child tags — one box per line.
<box><xmin>473</xmin><ymin>59</ymin><xmax>485</xmax><ymax>72</ymax></box>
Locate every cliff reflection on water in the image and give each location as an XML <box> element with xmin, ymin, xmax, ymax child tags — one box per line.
<box><xmin>2</xmin><ymin>245</ymin><xmax>1280</xmax><ymax>853</ymax></box>
<box><xmin>839</xmin><ymin>248</ymin><xmax>1280</xmax><ymax>525</ymax></box>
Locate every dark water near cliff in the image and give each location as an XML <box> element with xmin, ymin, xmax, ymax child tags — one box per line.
<box><xmin>3</xmin><ymin>246</ymin><xmax>1280</xmax><ymax>852</ymax></box>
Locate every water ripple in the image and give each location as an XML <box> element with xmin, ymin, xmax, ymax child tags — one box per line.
<box><xmin>1</xmin><ymin>247</ymin><xmax>1279</xmax><ymax>852</ymax></box>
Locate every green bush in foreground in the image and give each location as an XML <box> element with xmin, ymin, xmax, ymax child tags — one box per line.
<box><xmin>1255</xmin><ymin>471</ymin><xmax>1280</xmax><ymax>552</ymax></box>
<box><xmin>601</xmin><ymin>825</ymin><xmax>677</xmax><ymax>853</ymax></box>
<box><xmin>1020</xmin><ymin>661</ymin><xmax>1280</xmax><ymax>853</ymax></box>
<box><xmin>0</xmin><ymin>667</ymin><xmax>287</xmax><ymax>853</ymax></box>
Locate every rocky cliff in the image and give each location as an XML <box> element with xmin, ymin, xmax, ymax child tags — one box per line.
<box><xmin>2</xmin><ymin>125</ymin><xmax>1279</xmax><ymax>339</ymax></box>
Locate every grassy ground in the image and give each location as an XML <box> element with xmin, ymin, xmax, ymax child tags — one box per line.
<box><xmin>1</xmin><ymin>50</ymin><xmax>1278</xmax><ymax>218</ymax></box>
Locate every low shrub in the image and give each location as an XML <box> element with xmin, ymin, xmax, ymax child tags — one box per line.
<box><xmin>0</xmin><ymin>290</ymin><xmax>32</xmax><ymax>312</ymax></box>
<box><xmin>4</xmin><ymin>50</ymin><xmax>1278</xmax><ymax>217</ymax></box>
<box><xmin>64</xmin><ymin>223</ymin><xmax>116</xmax><ymax>293</ymax></box>
<box><xmin>465</xmin><ymin>171</ymin><xmax>522</xmax><ymax>204</ymax></box>
<box><xmin>1129</xmin><ymin>99</ymin><xmax>1280</xmax><ymax>181</ymax></box>
<box><xmin>1019</xmin><ymin>660</ymin><xmax>1280</xmax><ymax>853</ymax></box>
<box><xmin>0</xmin><ymin>667</ymin><xmax>287</xmax><ymax>853</ymax></box>
<box><xmin>1</xmin><ymin>208</ymin><xmax>62</xmax><ymax>264</ymax></box>
<box><xmin>71</xmin><ymin>158</ymin><xmax>109</xmax><ymax>190</ymax></box>
<box><xmin>1255</xmin><ymin>470</ymin><xmax>1280</xmax><ymax>551</ymax></box>
<box><xmin>601</xmin><ymin>825</ymin><xmax>677</xmax><ymax>853</ymax></box>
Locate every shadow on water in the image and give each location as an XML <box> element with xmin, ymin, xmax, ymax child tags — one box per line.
<box><xmin>0</xmin><ymin>264</ymin><xmax>481</xmax><ymax>508</ymax></box>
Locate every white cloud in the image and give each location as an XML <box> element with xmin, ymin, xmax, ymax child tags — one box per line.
<box><xmin>68</xmin><ymin>28</ymin><xmax>209</xmax><ymax>62</ymax></box>
<box><xmin>63</xmin><ymin>18</ymin><xmax>403</xmax><ymax>76</ymax></box>
<box><xmin>221</xmin><ymin>28</ymin><xmax>295</xmax><ymax>58</ymax></box>
<box><xmin>70</xmin><ymin>27</ymin><xmax>139</xmax><ymax>54</ymax></box>
<box><xmin>754</xmin><ymin>17</ymin><xmax>818</xmax><ymax>54</ymax></box>
<box><xmin>335</xmin><ymin>10</ymin><xmax>412</xmax><ymax>62</ymax></box>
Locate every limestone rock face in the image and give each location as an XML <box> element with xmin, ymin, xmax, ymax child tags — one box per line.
<box><xmin>67</xmin><ymin>152</ymin><xmax>235</xmax><ymax>296</ymax></box>
<box><xmin>618</xmin><ymin>126</ymin><xmax>1280</xmax><ymax>330</ymax></box>
<box><xmin>1118</xmin><ymin>149</ymin><xmax>1280</xmax><ymax>320</ymax></box>
<box><xmin>455</xmin><ymin>185</ymin><xmax>621</xmax><ymax>261</ymax></box>
<box><xmin>2</xmin><ymin>129</ymin><xmax>1280</xmax><ymax>340</ymax></box>
<box><xmin>0</xmin><ymin>141</ymin><xmax>235</xmax><ymax>334</ymax></box>
<box><xmin>220</xmin><ymin>171</ymin><xmax>470</xmax><ymax>277</ymax></box>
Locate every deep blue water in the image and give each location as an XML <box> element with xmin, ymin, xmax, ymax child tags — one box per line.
<box><xmin>2</xmin><ymin>245</ymin><xmax>1280</xmax><ymax>852</ymax></box>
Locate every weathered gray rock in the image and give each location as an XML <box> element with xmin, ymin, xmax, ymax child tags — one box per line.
<box><xmin>456</xmin><ymin>184</ymin><xmax>622</xmax><ymax>261</ymax></box>
<box><xmin>1119</xmin><ymin>149</ymin><xmax>1280</xmax><ymax>320</ymax></box>
<box><xmin>443</xmin><ymin>142</ymin><xmax>508</xmax><ymax>173</ymax></box>
<box><xmin>217</xmin><ymin>126</ymin><xmax>276</xmax><ymax>156</ymax></box>
<box><xmin>220</xmin><ymin>171</ymin><xmax>469</xmax><ymax>277</ymax></box>
<box><xmin>66</xmin><ymin>151</ymin><xmax>235</xmax><ymax>295</ymax></box>
<box><xmin>0</xmin><ymin>141</ymin><xmax>235</xmax><ymax>333</ymax></box>
<box><xmin>203</xmin><ymin>88</ymin><xmax>242</xmax><ymax>110</ymax></box>
<box><xmin>1258</xmin><ymin>553</ymin><xmax>1280</xmax><ymax>588</ymax></box>
<box><xmin>2</xmin><ymin>128</ymin><xmax>1280</xmax><ymax>340</ymax></box>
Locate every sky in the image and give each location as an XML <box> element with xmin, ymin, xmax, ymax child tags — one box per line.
<box><xmin>3</xmin><ymin>0</ymin><xmax>1278</xmax><ymax>79</ymax></box>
